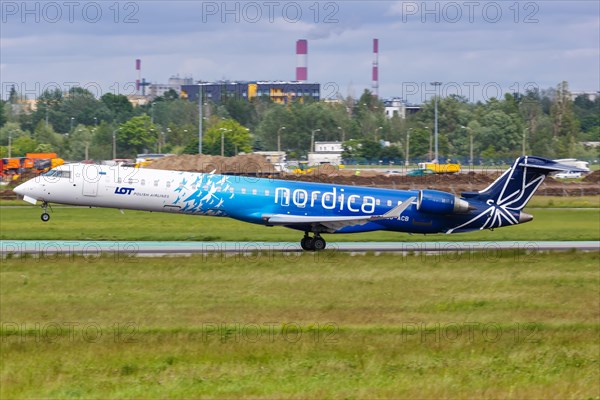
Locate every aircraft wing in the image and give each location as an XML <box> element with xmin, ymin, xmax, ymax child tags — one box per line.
<box><xmin>262</xmin><ymin>197</ymin><xmax>415</xmax><ymax>232</ymax></box>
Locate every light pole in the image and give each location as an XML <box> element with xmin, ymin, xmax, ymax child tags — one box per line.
<box><xmin>112</xmin><ymin>128</ymin><xmax>119</xmax><ymax>160</ymax></box>
<box><xmin>219</xmin><ymin>128</ymin><xmax>231</xmax><ymax>157</ymax></box>
<box><xmin>405</xmin><ymin>129</ymin><xmax>412</xmax><ymax>167</ymax></box>
<box><xmin>198</xmin><ymin>85</ymin><xmax>203</xmax><ymax>155</ymax></box>
<box><xmin>70</xmin><ymin>117</ymin><xmax>75</xmax><ymax>132</ymax></box>
<box><xmin>337</xmin><ymin>126</ymin><xmax>345</xmax><ymax>142</ymax></box>
<box><xmin>461</xmin><ymin>125</ymin><xmax>474</xmax><ymax>167</ymax></box>
<box><xmin>375</xmin><ymin>126</ymin><xmax>383</xmax><ymax>141</ymax></box>
<box><xmin>8</xmin><ymin>132</ymin><xmax>12</xmax><ymax>158</ymax></box>
<box><xmin>93</xmin><ymin>117</ymin><xmax>98</xmax><ymax>126</ymax></box>
<box><xmin>430</xmin><ymin>81</ymin><xmax>442</xmax><ymax>163</ymax></box>
<box><xmin>277</xmin><ymin>126</ymin><xmax>286</xmax><ymax>152</ymax></box>
<box><xmin>310</xmin><ymin>128</ymin><xmax>321</xmax><ymax>153</ymax></box>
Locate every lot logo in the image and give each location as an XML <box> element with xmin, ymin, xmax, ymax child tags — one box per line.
<box><xmin>115</xmin><ymin>187</ymin><xmax>135</xmax><ymax>195</ymax></box>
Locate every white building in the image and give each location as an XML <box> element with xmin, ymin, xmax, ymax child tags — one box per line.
<box><xmin>148</xmin><ymin>75</ymin><xmax>194</xmax><ymax>99</ymax></box>
<box><xmin>307</xmin><ymin>141</ymin><xmax>343</xmax><ymax>166</ymax></box>
<box><xmin>254</xmin><ymin>151</ymin><xmax>287</xmax><ymax>172</ymax></box>
<box><xmin>383</xmin><ymin>97</ymin><xmax>422</xmax><ymax>119</ymax></box>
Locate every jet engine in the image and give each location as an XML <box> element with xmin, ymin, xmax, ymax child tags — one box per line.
<box><xmin>417</xmin><ymin>189</ymin><xmax>471</xmax><ymax>214</ymax></box>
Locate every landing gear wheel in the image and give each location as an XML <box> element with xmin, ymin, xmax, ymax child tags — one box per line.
<box><xmin>300</xmin><ymin>233</ymin><xmax>326</xmax><ymax>251</ymax></box>
<box><xmin>312</xmin><ymin>236</ymin><xmax>326</xmax><ymax>251</ymax></box>
<box><xmin>301</xmin><ymin>237</ymin><xmax>314</xmax><ymax>251</ymax></box>
<box><xmin>40</xmin><ymin>201</ymin><xmax>50</xmax><ymax>222</ymax></box>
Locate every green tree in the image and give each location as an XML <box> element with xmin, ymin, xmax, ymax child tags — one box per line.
<box><xmin>11</xmin><ymin>136</ymin><xmax>37</xmax><ymax>156</ymax></box>
<box><xmin>117</xmin><ymin>115</ymin><xmax>158</xmax><ymax>156</ymax></box>
<box><xmin>202</xmin><ymin>119</ymin><xmax>252</xmax><ymax>156</ymax></box>
<box><xmin>551</xmin><ymin>81</ymin><xmax>579</xmax><ymax>157</ymax></box>
<box><xmin>0</xmin><ymin>122</ymin><xmax>28</xmax><ymax>146</ymax></box>
<box><xmin>0</xmin><ymin>100</ymin><xmax>7</xmax><ymax>128</ymax></box>
<box><xmin>61</xmin><ymin>87</ymin><xmax>111</xmax><ymax>129</ymax></box>
<box><xmin>66</xmin><ymin>124</ymin><xmax>93</xmax><ymax>160</ymax></box>
<box><xmin>100</xmin><ymin>93</ymin><xmax>134</xmax><ymax>123</ymax></box>
<box><xmin>33</xmin><ymin>121</ymin><xmax>62</xmax><ymax>151</ymax></box>
<box><xmin>33</xmin><ymin>89</ymin><xmax>66</xmax><ymax>132</ymax></box>
<box><xmin>89</xmin><ymin>122</ymin><xmax>115</xmax><ymax>160</ymax></box>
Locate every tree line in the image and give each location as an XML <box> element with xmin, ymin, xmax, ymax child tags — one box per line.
<box><xmin>0</xmin><ymin>81</ymin><xmax>598</xmax><ymax>164</ymax></box>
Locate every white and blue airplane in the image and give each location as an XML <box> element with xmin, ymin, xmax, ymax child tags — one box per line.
<box><xmin>13</xmin><ymin>156</ymin><xmax>583</xmax><ymax>251</ymax></box>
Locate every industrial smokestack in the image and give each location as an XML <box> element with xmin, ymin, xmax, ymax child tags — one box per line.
<box><xmin>296</xmin><ymin>39</ymin><xmax>308</xmax><ymax>81</ymax></box>
<box><xmin>135</xmin><ymin>58</ymin><xmax>141</xmax><ymax>94</ymax></box>
<box><xmin>372</xmin><ymin>39</ymin><xmax>379</xmax><ymax>97</ymax></box>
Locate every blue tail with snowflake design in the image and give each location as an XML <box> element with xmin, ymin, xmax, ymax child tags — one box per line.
<box><xmin>461</xmin><ymin>156</ymin><xmax>586</xmax><ymax>211</ymax></box>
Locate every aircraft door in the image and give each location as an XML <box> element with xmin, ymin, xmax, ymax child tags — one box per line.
<box><xmin>82</xmin><ymin>165</ymin><xmax>100</xmax><ymax>197</ymax></box>
<box><xmin>82</xmin><ymin>179</ymin><xmax>98</xmax><ymax>196</ymax></box>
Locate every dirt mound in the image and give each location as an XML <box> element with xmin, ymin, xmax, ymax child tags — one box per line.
<box><xmin>583</xmin><ymin>170</ymin><xmax>600</xmax><ymax>183</ymax></box>
<box><xmin>147</xmin><ymin>154</ymin><xmax>276</xmax><ymax>175</ymax></box>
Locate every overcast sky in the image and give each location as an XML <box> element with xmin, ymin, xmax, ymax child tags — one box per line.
<box><xmin>1</xmin><ymin>1</ymin><xmax>599</xmax><ymax>103</ymax></box>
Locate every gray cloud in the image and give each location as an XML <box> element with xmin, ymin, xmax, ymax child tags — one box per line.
<box><xmin>1</xmin><ymin>1</ymin><xmax>598</xmax><ymax>101</ymax></box>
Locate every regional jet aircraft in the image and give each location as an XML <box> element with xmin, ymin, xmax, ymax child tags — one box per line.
<box><xmin>13</xmin><ymin>156</ymin><xmax>583</xmax><ymax>251</ymax></box>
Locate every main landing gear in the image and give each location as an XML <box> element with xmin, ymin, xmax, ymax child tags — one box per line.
<box><xmin>40</xmin><ymin>201</ymin><xmax>50</xmax><ymax>222</ymax></box>
<box><xmin>300</xmin><ymin>232</ymin><xmax>326</xmax><ymax>251</ymax></box>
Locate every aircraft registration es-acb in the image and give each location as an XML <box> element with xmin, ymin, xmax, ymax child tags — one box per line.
<box><xmin>13</xmin><ymin>156</ymin><xmax>583</xmax><ymax>251</ymax></box>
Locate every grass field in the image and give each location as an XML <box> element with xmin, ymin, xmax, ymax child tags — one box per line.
<box><xmin>0</xmin><ymin>198</ymin><xmax>599</xmax><ymax>242</ymax></box>
<box><xmin>1</xmin><ymin>252</ymin><xmax>599</xmax><ymax>398</ymax></box>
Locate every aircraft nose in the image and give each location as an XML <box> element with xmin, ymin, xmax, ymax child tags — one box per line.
<box><xmin>519</xmin><ymin>211</ymin><xmax>533</xmax><ymax>223</ymax></box>
<box><xmin>13</xmin><ymin>182</ymin><xmax>28</xmax><ymax>196</ymax></box>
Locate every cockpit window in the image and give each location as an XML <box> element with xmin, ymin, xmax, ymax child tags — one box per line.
<box><xmin>42</xmin><ymin>170</ymin><xmax>71</xmax><ymax>178</ymax></box>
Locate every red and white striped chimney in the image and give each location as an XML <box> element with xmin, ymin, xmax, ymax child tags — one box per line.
<box><xmin>296</xmin><ymin>39</ymin><xmax>308</xmax><ymax>81</ymax></box>
<box><xmin>372</xmin><ymin>39</ymin><xmax>379</xmax><ymax>97</ymax></box>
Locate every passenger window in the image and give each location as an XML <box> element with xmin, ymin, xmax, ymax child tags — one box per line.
<box><xmin>376</xmin><ymin>199</ymin><xmax>381</xmax><ymax>205</ymax></box>
<box><xmin>141</xmin><ymin>179</ymin><xmax>145</xmax><ymax>186</ymax></box>
<box><xmin>387</xmin><ymin>200</ymin><xmax>392</xmax><ymax>206</ymax></box>
<box><xmin>166</xmin><ymin>181</ymin><xmax>171</xmax><ymax>188</ymax></box>
<box><xmin>241</xmin><ymin>188</ymin><xmax>247</xmax><ymax>194</ymax></box>
<box><xmin>154</xmin><ymin>180</ymin><xmax>159</xmax><ymax>187</ymax></box>
<box><xmin>265</xmin><ymin>190</ymin><xmax>270</xmax><ymax>196</ymax></box>
<box><xmin>252</xmin><ymin>189</ymin><xmax>257</xmax><ymax>195</ymax></box>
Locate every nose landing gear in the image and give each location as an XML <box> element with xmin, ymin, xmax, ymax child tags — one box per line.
<box><xmin>300</xmin><ymin>232</ymin><xmax>326</xmax><ymax>251</ymax></box>
<box><xmin>40</xmin><ymin>201</ymin><xmax>51</xmax><ymax>222</ymax></box>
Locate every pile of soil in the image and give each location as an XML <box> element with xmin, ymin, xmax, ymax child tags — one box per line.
<box><xmin>3</xmin><ymin>158</ymin><xmax>598</xmax><ymax>199</ymax></box>
<box><xmin>147</xmin><ymin>154</ymin><xmax>277</xmax><ymax>176</ymax></box>
<box><xmin>583</xmin><ymin>170</ymin><xmax>600</xmax><ymax>183</ymax></box>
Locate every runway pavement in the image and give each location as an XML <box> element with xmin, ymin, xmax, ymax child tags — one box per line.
<box><xmin>1</xmin><ymin>240</ymin><xmax>598</xmax><ymax>256</ymax></box>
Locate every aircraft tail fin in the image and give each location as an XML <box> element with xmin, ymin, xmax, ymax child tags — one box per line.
<box><xmin>461</xmin><ymin>156</ymin><xmax>586</xmax><ymax>210</ymax></box>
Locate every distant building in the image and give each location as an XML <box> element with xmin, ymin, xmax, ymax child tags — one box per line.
<box><xmin>11</xmin><ymin>99</ymin><xmax>37</xmax><ymax>114</ymax></box>
<box><xmin>148</xmin><ymin>75</ymin><xmax>194</xmax><ymax>99</ymax></box>
<box><xmin>570</xmin><ymin>91</ymin><xmax>599</xmax><ymax>101</ymax></box>
<box><xmin>126</xmin><ymin>95</ymin><xmax>150</xmax><ymax>107</ymax></box>
<box><xmin>308</xmin><ymin>141</ymin><xmax>343</xmax><ymax>166</ymax></box>
<box><xmin>383</xmin><ymin>97</ymin><xmax>421</xmax><ymax>119</ymax></box>
<box><xmin>254</xmin><ymin>151</ymin><xmax>287</xmax><ymax>172</ymax></box>
<box><xmin>181</xmin><ymin>81</ymin><xmax>320</xmax><ymax>104</ymax></box>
